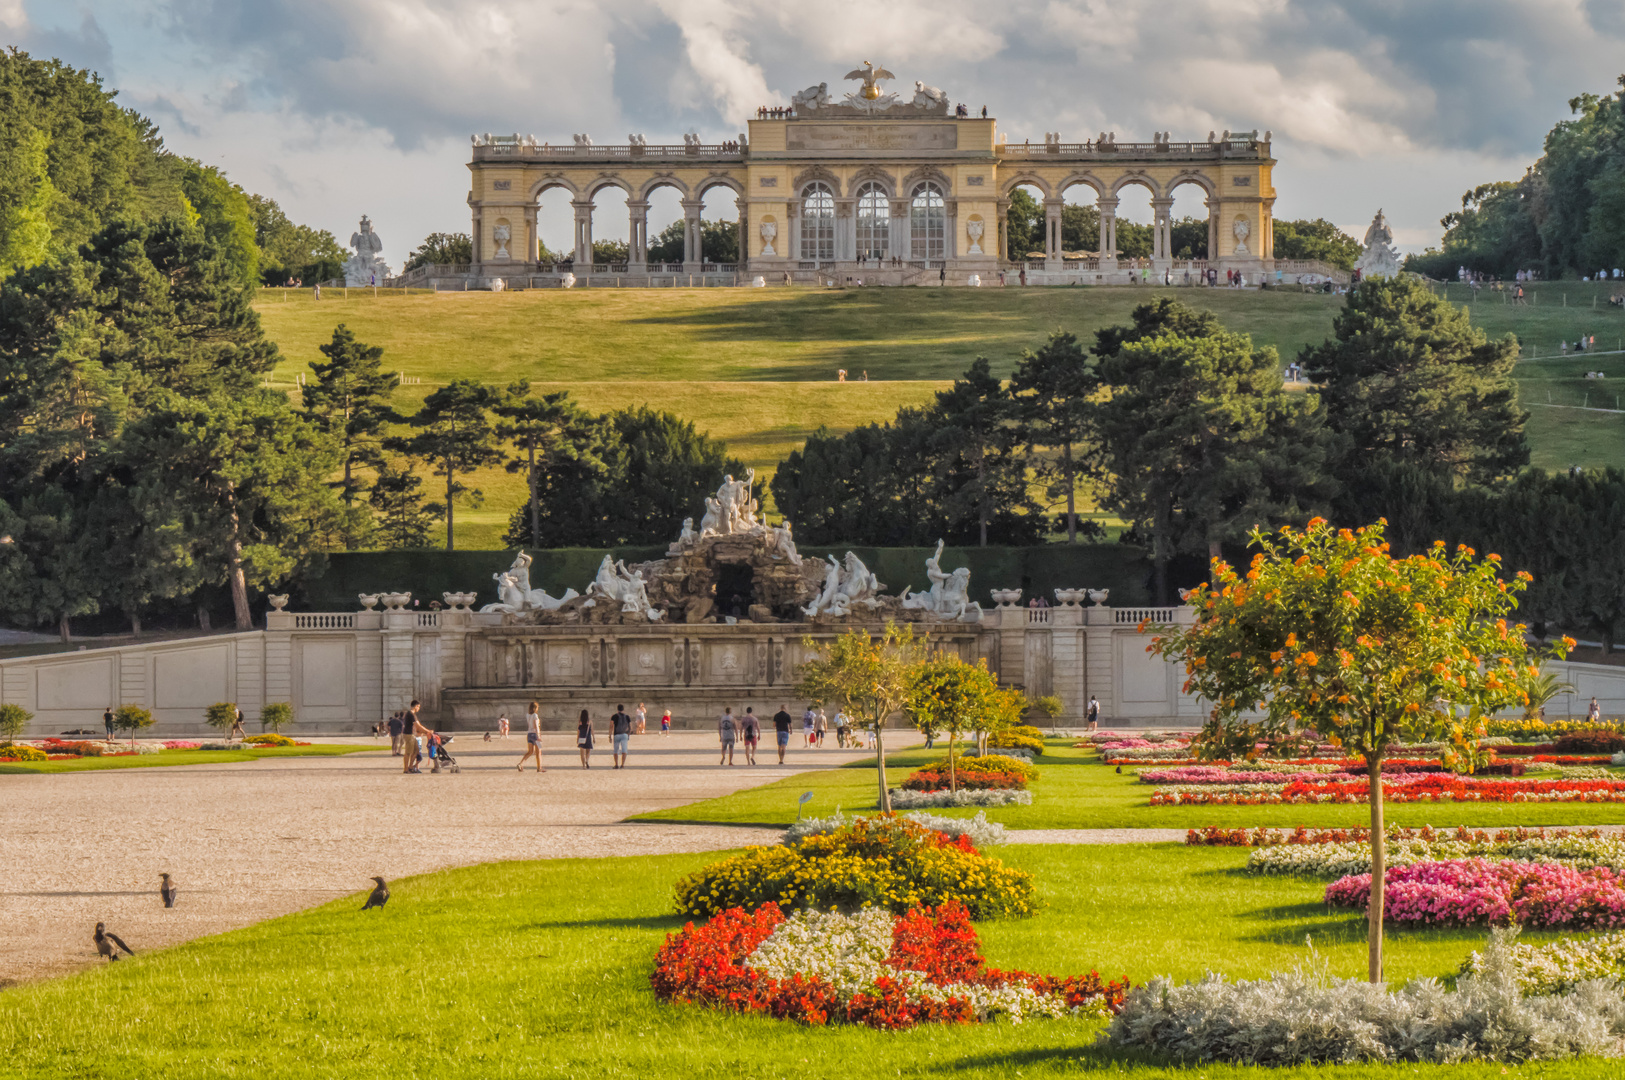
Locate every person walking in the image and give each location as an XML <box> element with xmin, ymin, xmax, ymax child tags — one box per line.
<box><xmin>386</xmin><ymin>710</ymin><xmax>403</xmax><ymax>755</ymax></box>
<box><xmin>660</xmin><ymin>708</ymin><xmax>672</xmax><ymax>735</ymax></box>
<box><xmin>517</xmin><ymin>700</ymin><xmax>545</xmax><ymax>772</ymax></box>
<box><xmin>939</xmin><ymin>265</ymin><xmax>946</xmax><ymax>286</ymax></box>
<box><xmin>402</xmin><ymin>700</ymin><xmax>426</xmax><ymax>773</ymax></box>
<box><xmin>815</xmin><ymin>710</ymin><xmax>828</xmax><ymax>747</ymax></box>
<box><xmin>229</xmin><ymin>706</ymin><xmax>246</xmax><ymax>742</ymax></box>
<box><xmin>836</xmin><ymin>709</ymin><xmax>850</xmax><ymax>748</ymax></box>
<box><xmin>576</xmin><ymin>708</ymin><xmax>595</xmax><ymax>768</ymax></box>
<box><xmin>718</xmin><ymin>707</ymin><xmax>738</xmax><ymax>766</ymax></box>
<box><xmin>773</xmin><ymin>704</ymin><xmax>794</xmax><ymax>764</ymax></box>
<box><xmin>741</xmin><ymin>707</ymin><xmax>761</xmax><ymax>765</ymax></box>
<box><xmin>610</xmin><ymin>703</ymin><xmax>633</xmax><ymax>769</ymax></box>
<box><xmin>498</xmin><ymin>712</ymin><xmax>510</xmax><ymax>740</ymax></box>
<box><xmin>1087</xmin><ymin>695</ymin><xmax>1100</xmax><ymax>732</ymax></box>
<box><xmin>103</xmin><ymin>706</ymin><xmax>116</xmax><ymax>743</ymax></box>
<box><xmin>1588</xmin><ymin>697</ymin><xmax>1602</xmax><ymax>723</ymax></box>
<box><xmin>634</xmin><ymin>702</ymin><xmax>648</xmax><ymax>735</ymax></box>
<box><xmin>802</xmin><ymin>707</ymin><xmax>816</xmax><ymax>747</ymax></box>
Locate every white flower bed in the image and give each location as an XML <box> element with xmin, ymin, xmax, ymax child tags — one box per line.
<box><xmin>1462</xmin><ymin>931</ymin><xmax>1625</xmax><ymax>995</ymax></box>
<box><xmin>745</xmin><ymin>909</ymin><xmax>1083</xmax><ymax>1024</ymax></box>
<box><xmin>888</xmin><ymin>788</ymin><xmax>1032</xmax><ymax>809</ymax></box>
<box><xmin>783</xmin><ymin>810</ymin><xmax>1008</xmax><ymax>848</ymax></box>
<box><xmin>1102</xmin><ymin>930</ymin><xmax>1625</xmax><ymax>1064</ymax></box>
<box><xmin>1247</xmin><ymin>834</ymin><xmax>1625</xmax><ymax>878</ymax></box>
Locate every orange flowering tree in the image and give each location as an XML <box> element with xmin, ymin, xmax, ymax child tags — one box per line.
<box><xmin>1151</xmin><ymin>518</ymin><xmax>1570</xmax><ymax>983</ymax></box>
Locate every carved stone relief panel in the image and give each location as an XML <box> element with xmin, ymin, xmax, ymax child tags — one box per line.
<box><xmin>546</xmin><ymin>641</ymin><xmax>587</xmax><ymax>685</ymax></box>
<box><xmin>619</xmin><ymin>639</ymin><xmax>671</xmax><ymax>683</ymax></box>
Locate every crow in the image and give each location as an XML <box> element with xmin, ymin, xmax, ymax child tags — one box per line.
<box><xmin>94</xmin><ymin>922</ymin><xmax>134</xmax><ymax>961</ymax></box>
<box><xmin>362</xmin><ymin>877</ymin><xmax>389</xmax><ymax>910</ymax></box>
<box><xmin>159</xmin><ymin>872</ymin><xmax>178</xmax><ymax>909</ymax></box>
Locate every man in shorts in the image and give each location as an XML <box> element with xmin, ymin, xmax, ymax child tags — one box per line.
<box><xmin>103</xmin><ymin>706</ymin><xmax>116</xmax><ymax>743</ymax></box>
<box><xmin>740</xmin><ymin>706</ymin><xmax>761</xmax><ymax>765</ymax></box>
<box><xmin>718</xmin><ymin>707</ymin><xmax>738</xmax><ymax>766</ymax></box>
<box><xmin>610</xmin><ymin>704</ymin><xmax>633</xmax><ymax>769</ymax></box>
<box><xmin>773</xmin><ymin>704</ymin><xmax>794</xmax><ymax>764</ymax></box>
<box><xmin>386</xmin><ymin>711</ymin><xmax>403</xmax><ymax>755</ymax></box>
<box><xmin>402</xmin><ymin>700</ymin><xmax>426</xmax><ymax>773</ymax></box>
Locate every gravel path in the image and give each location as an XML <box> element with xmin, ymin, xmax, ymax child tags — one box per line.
<box><xmin>0</xmin><ymin>733</ymin><xmax>865</xmax><ymax>985</ymax></box>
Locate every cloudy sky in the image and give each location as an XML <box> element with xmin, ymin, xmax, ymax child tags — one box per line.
<box><xmin>8</xmin><ymin>0</ymin><xmax>1624</xmax><ymax>266</ymax></box>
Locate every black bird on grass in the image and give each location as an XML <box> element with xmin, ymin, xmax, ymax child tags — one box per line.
<box><xmin>362</xmin><ymin>877</ymin><xmax>389</xmax><ymax>910</ymax></box>
<box><xmin>159</xmin><ymin>872</ymin><xmax>178</xmax><ymax>908</ymax></box>
<box><xmin>94</xmin><ymin>922</ymin><xmax>135</xmax><ymax>961</ymax></box>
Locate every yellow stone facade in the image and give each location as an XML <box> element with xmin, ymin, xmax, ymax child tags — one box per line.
<box><xmin>465</xmin><ymin>98</ymin><xmax>1276</xmax><ymax>283</ymax></box>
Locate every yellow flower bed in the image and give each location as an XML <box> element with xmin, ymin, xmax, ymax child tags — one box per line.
<box><xmin>673</xmin><ymin>817</ymin><xmax>1036</xmax><ymax>921</ymax></box>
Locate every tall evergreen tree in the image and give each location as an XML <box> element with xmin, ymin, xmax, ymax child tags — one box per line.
<box><xmin>929</xmin><ymin>358</ymin><xmax>1036</xmax><ymax>546</ymax></box>
<box><xmin>493</xmin><ymin>384</ymin><xmax>604</xmax><ymax>548</ymax></box>
<box><xmin>368</xmin><ymin>461</ymin><xmax>442</xmax><ymax>549</ymax></box>
<box><xmin>1010</xmin><ymin>330</ymin><xmax>1099</xmax><ymax>543</ymax></box>
<box><xmin>387</xmin><ymin>380</ymin><xmax>504</xmax><ymax>550</ymax></box>
<box><xmin>1299</xmin><ymin>277</ymin><xmax>1527</xmax><ymax>486</ymax></box>
<box><xmin>1092</xmin><ymin>299</ymin><xmax>1334</xmax><ymax>603</ymax></box>
<box><xmin>302</xmin><ymin>324</ymin><xmax>398</xmax><ymax>510</ymax></box>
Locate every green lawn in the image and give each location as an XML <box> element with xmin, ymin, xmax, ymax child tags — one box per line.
<box><xmin>0</xmin><ymin>844</ymin><xmax>1605</xmax><ymax>1078</ymax></box>
<box><xmin>0</xmin><ymin>744</ymin><xmax>380</xmax><ymax>775</ymax></box>
<box><xmin>253</xmin><ymin>283</ymin><xmax>1625</xmax><ymax>549</ymax></box>
<box><xmin>633</xmin><ymin>739</ymin><xmax>1625</xmax><ymax>830</ymax></box>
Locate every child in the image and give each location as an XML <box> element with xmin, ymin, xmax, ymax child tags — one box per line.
<box><xmin>660</xmin><ymin>709</ymin><xmax>672</xmax><ymax>735</ymax></box>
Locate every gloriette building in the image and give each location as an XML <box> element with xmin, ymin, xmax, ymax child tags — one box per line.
<box><xmin>441</xmin><ymin>65</ymin><xmax>1295</xmax><ymax>288</ymax></box>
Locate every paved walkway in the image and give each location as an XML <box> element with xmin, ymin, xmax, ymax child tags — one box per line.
<box><xmin>0</xmin><ymin>733</ymin><xmax>869</xmax><ymax>985</ymax></box>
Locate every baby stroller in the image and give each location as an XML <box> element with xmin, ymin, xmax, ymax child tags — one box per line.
<box><xmin>428</xmin><ymin>733</ymin><xmax>460</xmax><ymax>774</ymax></box>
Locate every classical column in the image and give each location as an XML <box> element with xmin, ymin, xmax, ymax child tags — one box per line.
<box><xmin>571</xmin><ymin>200</ymin><xmax>594</xmax><ymax>267</ymax></box>
<box><xmin>735</xmin><ymin>195</ymin><xmax>749</xmax><ymax>270</ymax></box>
<box><xmin>892</xmin><ymin>198</ymin><xmax>911</xmax><ymax>262</ymax></box>
<box><xmin>626</xmin><ymin>200</ymin><xmax>649</xmax><ymax>269</ymax></box>
<box><xmin>996</xmin><ymin>198</ymin><xmax>1010</xmax><ymax>264</ymax></box>
<box><xmin>680</xmin><ymin>199</ymin><xmax>703</xmax><ymax>271</ymax></box>
<box><xmin>1097</xmin><ymin>195</ymin><xmax>1118</xmax><ymax>264</ymax></box>
<box><xmin>523</xmin><ymin>204</ymin><xmax>539</xmax><ymax>264</ymax></box>
<box><xmin>470</xmin><ymin>209</ymin><xmax>483</xmax><ymax>266</ymax></box>
<box><xmin>835</xmin><ymin>199</ymin><xmax>854</xmax><ymax>262</ymax></box>
<box><xmin>1151</xmin><ymin>197</ymin><xmax>1174</xmax><ymax>263</ymax></box>
<box><xmin>1206</xmin><ymin>198</ymin><xmax>1219</xmax><ymax>264</ymax></box>
<box><xmin>785</xmin><ymin>200</ymin><xmax>800</xmax><ymax>261</ymax></box>
<box><xmin>944</xmin><ymin>197</ymin><xmax>958</xmax><ymax>262</ymax></box>
<box><xmin>1043</xmin><ymin>197</ymin><xmax>1064</xmax><ymax>269</ymax></box>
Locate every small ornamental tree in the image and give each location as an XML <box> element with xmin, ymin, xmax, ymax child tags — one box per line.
<box><xmin>205</xmin><ymin>702</ymin><xmax>238</xmax><ymax>733</ymax></box>
<box><xmin>0</xmin><ymin>702</ymin><xmax>32</xmax><ymax>743</ymax></box>
<box><xmin>112</xmin><ymin>704</ymin><xmax>155</xmax><ymax>745</ymax></box>
<box><xmin>795</xmin><ymin>623</ymin><xmax>927</xmax><ymax>813</ymax></box>
<box><xmin>906</xmin><ymin>654</ymin><xmax>1002</xmax><ymax>791</ymax></box>
<box><xmin>1150</xmin><ymin>518</ymin><xmax>1569</xmax><ymax>984</ymax></box>
<box><xmin>260</xmin><ymin>702</ymin><xmax>294</xmax><ymax>733</ymax></box>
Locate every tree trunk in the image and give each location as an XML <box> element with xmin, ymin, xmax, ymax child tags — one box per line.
<box><xmin>197</xmin><ymin>605</ymin><xmax>212</xmax><ymax>632</ymax></box>
<box><xmin>875</xmin><ymin>715</ymin><xmax>891</xmax><ymax>813</ymax></box>
<box><xmin>528</xmin><ymin>440</ymin><xmax>539</xmax><ymax>546</ymax></box>
<box><xmin>129</xmin><ymin>610</ymin><xmax>142</xmax><ymax>639</ymax></box>
<box><xmin>445</xmin><ymin>453</ymin><xmax>456</xmax><ymax>551</ymax></box>
<box><xmin>1367</xmin><ymin>750</ymin><xmax>1386</xmax><ymax>984</ymax></box>
<box><xmin>58</xmin><ymin>612</ymin><xmax>70</xmax><ymax>643</ymax></box>
<box><xmin>1209</xmin><ymin>540</ymin><xmax>1222</xmax><ymax>560</ymax></box>
<box><xmin>977</xmin><ymin>452</ymin><xmax>988</xmax><ymax>547</ymax></box>
<box><xmin>948</xmin><ymin>733</ymin><xmax>957</xmax><ymax>791</ymax></box>
<box><xmin>1063</xmin><ymin>443</ymin><xmax>1076</xmax><ymax>543</ymax></box>
<box><xmin>226</xmin><ymin>487</ymin><xmax>252</xmax><ymax>631</ymax></box>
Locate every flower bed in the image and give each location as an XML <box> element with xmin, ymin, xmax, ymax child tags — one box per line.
<box><xmin>1325</xmin><ymin>859</ymin><xmax>1625</xmax><ymax>929</ymax></box>
<box><xmin>1461</xmin><ymin>930</ymin><xmax>1625</xmax><ymax>994</ymax></box>
<box><xmin>1186</xmin><ymin>824</ymin><xmax>1602</xmax><ymax>848</ymax></box>
<box><xmin>651</xmin><ymin>901</ymin><xmax>1128</xmax><ymax>1028</ymax></box>
<box><xmin>889</xmin><ymin>788</ymin><xmax>1032</xmax><ymax>810</ymax></box>
<box><xmin>39</xmin><ymin>738</ymin><xmax>109</xmax><ymax>757</ymax></box>
<box><xmin>784</xmin><ymin>810</ymin><xmax>1008</xmax><ymax>849</ymax></box>
<box><xmin>902</xmin><ymin>766</ymin><xmax>1025</xmax><ymax>792</ymax></box>
<box><xmin>162</xmin><ymin>740</ymin><xmax>203</xmax><ymax>750</ymax></box>
<box><xmin>673</xmin><ymin>815</ymin><xmax>1036</xmax><ymax>921</ymax></box>
<box><xmin>1150</xmin><ymin>774</ymin><xmax>1625</xmax><ymax>805</ymax></box>
<box><xmin>1102</xmin><ymin>929</ymin><xmax>1625</xmax><ymax>1065</ymax></box>
<box><xmin>1248</xmin><ymin>833</ymin><xmax>1625</xmax><ymax>878</ymax></box>
<box><xmin>0</xmin><ymin>744</ymin><xmax>47</xmax><ymax>761</ymax></box>
<box><xmin>242</xmin><ymin>733</ymin><xmax>305</xmax><ymax>746</ymax></box>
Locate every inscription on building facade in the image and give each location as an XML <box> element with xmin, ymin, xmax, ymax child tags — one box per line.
<box><xmin>786</xmin><ymin>123</ymin><xmax>959</xmax><ymax>152</ymax></box>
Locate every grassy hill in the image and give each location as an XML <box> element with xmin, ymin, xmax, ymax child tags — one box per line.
<box><xmin>255</xmin><ymin>281</ymin><xmax>1625</xmax><ymax>549</ymax></box>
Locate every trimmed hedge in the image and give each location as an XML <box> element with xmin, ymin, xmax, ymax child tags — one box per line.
<box><xmin>294</xmin><ymin>543</ymin><xmax>1154</xmax><ymax>612</ymax></box>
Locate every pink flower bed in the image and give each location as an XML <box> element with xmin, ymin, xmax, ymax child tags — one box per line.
<box><xmin>1138</xmin><ymin>765</ymin><xmax>1362</xmax><ymax>786</ymax></box>
<box><xmin>162</xmin><ymin>741</ymin><xmax>202</xmax><ymax>750</ymax></box>
<box><xmin>1325</xmin><ymin>859</ymin><xmax>1625</xmax><ymax>928</ymax></box>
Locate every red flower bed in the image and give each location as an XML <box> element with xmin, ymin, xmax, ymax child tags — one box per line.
<box><xmin>1186</xmin><ymin>824</ymin><xmax>1605</xmax><ymax>847</ymax></box>
<box><xmin>651</xmin><ymin>902</ymin><xmax>1127</xmax><ymax>1028</ymax></box>
<box><xmin>901</xmin><ymin>767</ymin><xmax>1025</xmax><ymax>792</ymax></box>
<box><xmin>1153</xmin><ymin>775</ymin><xmax>1625</xmax><ymax>806</ymax></box>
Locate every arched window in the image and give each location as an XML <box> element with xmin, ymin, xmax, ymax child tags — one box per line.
<box><xmin>910</xmin><ymin>182</ymin><xmax>945</xmax><ymax>260</ymax></box>
<box><xmin>800</xmin><ymin>182</ymin><xmax>835</xmax><ymax>261</ymax></box>
<box><xmin>855</xmin><ymin>181</ymin><xmax>889</xmax><ymax>260</ymax></box>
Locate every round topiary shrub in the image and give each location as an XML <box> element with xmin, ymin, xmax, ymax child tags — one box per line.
<box><xmin>673</xmin><ymin>815</ymin><xmax>1036</xmax><ymax>921</ymax></box>
<box><xmin>0</xmin><ymin>702</ymin><xmax>33</xmax><ymax>743</ymax></box>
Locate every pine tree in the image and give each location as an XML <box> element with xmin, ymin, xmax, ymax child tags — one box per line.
<box><xmin>302</xmin><ymin>324</ymin><xmax>398</xmax><ymax>509</ymax></box>
<box><xmin>929</xmin><ymin>358</ymin><xmax>1037</xmax><ymax>546</ymax></box>
<box><xmin>386</xmin><ymin>380</ymin><xmax>503</xmax><ymax>551</ymax></box>
<box><xmin>368</xmin><ymin>461</ymin><xmax>441</xmax><ymax>548</ymax></box>
<box><xmin>1300</xmin><ymin>277</ymin><xmax>1527</xmax><ymax>485</ymax></box>
<box><xmin>493</xmin><ymin>383</ymin><xmax>602</xmax><ymax>547</ymax></box>
<box><xmin>1010</xmin><ymin>330</ymin><xmax>1099</xmax><ymax>542</ymax></box>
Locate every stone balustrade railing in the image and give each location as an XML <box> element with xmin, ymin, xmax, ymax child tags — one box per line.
<box><xmin>472</xmin><ymin>143</ymin><xmax>745</xmax><ymax>162</ymax></box>
<box><xmin>995</xmin><ymin>139</ymin><xmax>1269</xmax><ymax>160</ymax></box>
